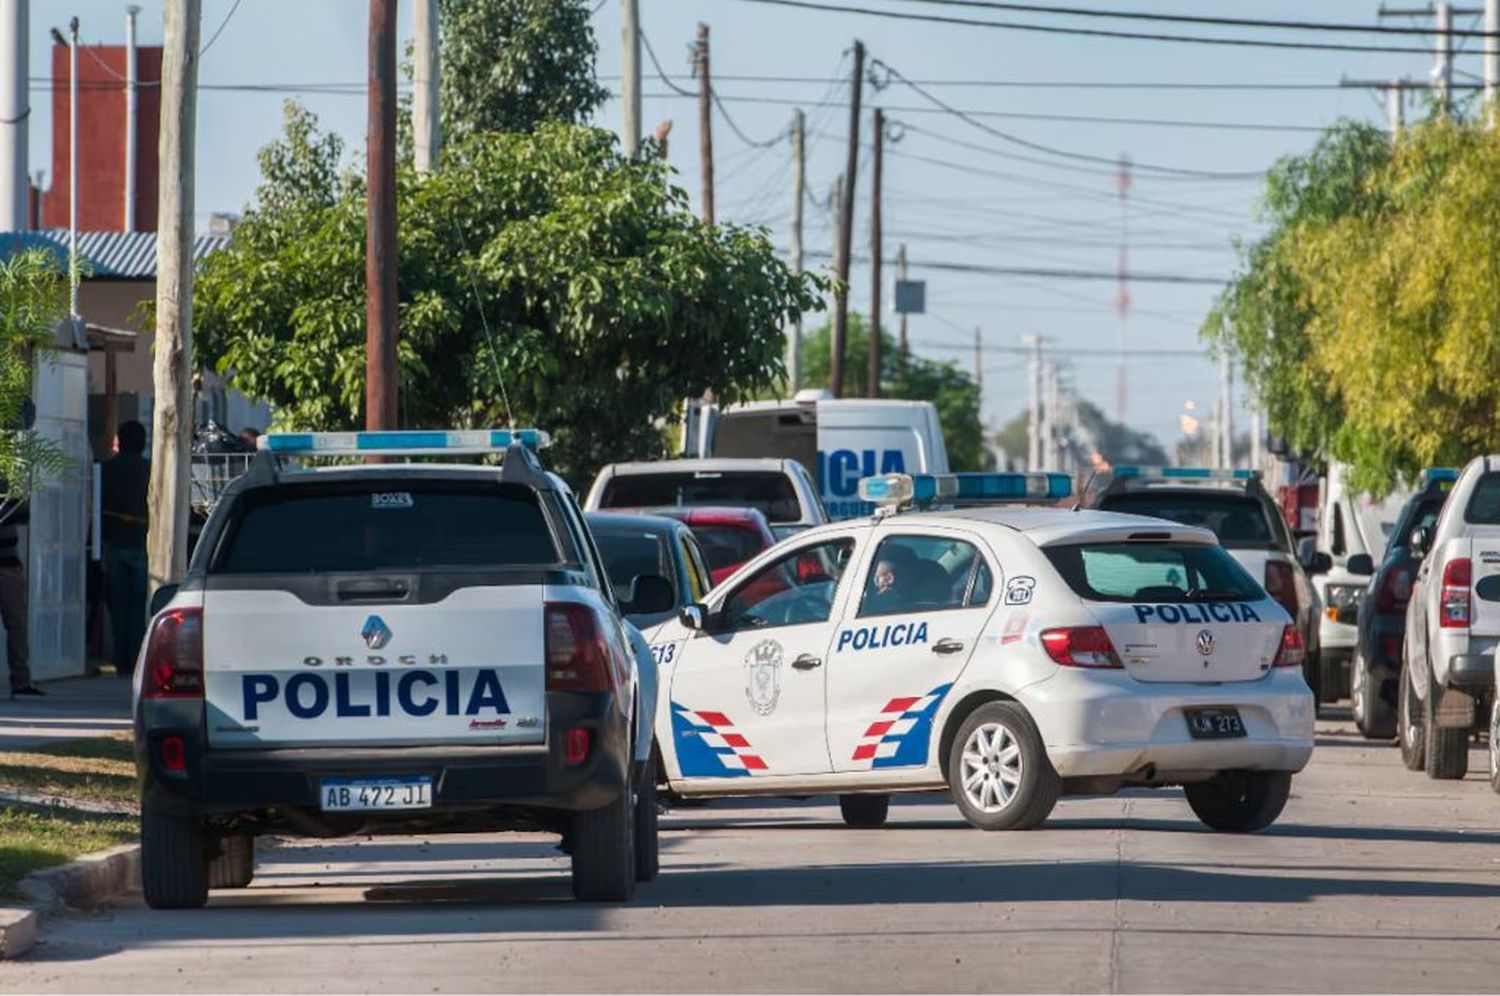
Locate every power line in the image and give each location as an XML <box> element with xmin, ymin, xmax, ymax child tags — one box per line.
<box><xmin>605</xmin><ymin>73</ymin><xmax>1390</xmax><ymax>91</ymax></box>
<box><xmin>805</xmin><ymin>249</ymin><xmax>1226</xmax><ymax>284</ymax></box>
<box><xmin>199</xmin><ymin>0</ymin><xmax>245</xmax><ymax>57</ymax></box>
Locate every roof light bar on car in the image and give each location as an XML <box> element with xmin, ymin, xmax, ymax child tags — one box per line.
<box><xmin>260</xmin><ymin>428</ymin><xmax>550</xmax><ymax>456</ymax></box>
<box><xmin>1111</xmin><ymin>466</ymin><xmax>1258</xmax><ymax>481</ymax></box>
<box><xmin>857</xmin><ymin>472</ymin><xmax>1072</xmax><ymax>510</ymax></box>
<box><xmin>1419</xmin><ymin>467</ymin><xmax>1458</xmax><ymax>485</ymax></box>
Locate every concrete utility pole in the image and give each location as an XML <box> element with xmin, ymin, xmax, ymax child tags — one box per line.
<box><xmin>868</xmin><ymin>107</ymin><xmax>883</xmax><ymax>399</ymax></box>
<box><xmin>1436</xmin><ymin>2</ymin><xmax>1454</xmax><ymax>114</ymax></box>
<box><xmin>1218</xmin><ymin>348</ymin><xmax>1234</xmax><ymax>467</ymax></box>
<box><xmin>366</xmin><ymin>0</ymin><xmax>398</xmax><ymax>434</ymax></box>
<box><xmin>896</xmin><ymin>243</ymin><xmax>908</xmax><ymax>354</ymax></box>
<box><xmin>125</xmin><ymin>5</ymin><xmax>140</xmax><ymax>230</ymax></box>
<box><xmin>413</xmin><ymin>0</ymin><xmax>440</xmax><ymax>174</ymax></box>
<box><xmin>1388</xmin><ymin>83</ymin><xmax>1406</xmax><ymax>135</ymax></box>
<box><xmin>68</xmin><ymin>16</ymin><xmax>78</xmax><ymax>317</ymax></box>
<box><xmin>829</xmin><ymin>40</ymin><xmax>864</xmax><ymax>399</ymax></box>
<box><xmin>0</xmin><ymin>0</ymin><xmax>28</xmax><ymax>232</ymax></box>
<box><xmin>620</xmin><ymin>0</ymin><xmax>641</xmax><ymax>158</ymax></box>
<box><xmin>695</xmin><ymin>23</ymin><xmax>713</xmax><ymax>223</ymax></box>
<box><xmin>147</xmin><ymin>0</ymin><xmax>201</xmax><ymax>591</ymax></box>
<box><xmin>788</xmin><ymin>108</ymin><xmax>804</xmax><ymax>391</ymax></box>
<box><xmin>973</xmin><ymin>326</ymin><xmax>982</xmax><ymax>393</ymax></box>
<box><xmin>1023</xmin><ymin>334</ymin><xmax>1042</xmax><ymax>471</ymax></box>
<box><xmin>1042</xmin><ymin>360</ymin><xmax>1058</xmax><ymax>472</ymax></box>
<box><xmin>1488</xmin><ymin>0</ymin><xmax>1499</xmax><ymax>123</ymax></box>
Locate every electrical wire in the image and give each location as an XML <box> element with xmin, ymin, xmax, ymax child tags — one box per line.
<box><xmin>199</xmin><ymin>0</ymin><xmax>245</xmax><ymax>57</ymax></box>
<box><xmin>803</xmin><ymin>248</ymin><xmax>1226</xmax><ymax>283</ymax></box>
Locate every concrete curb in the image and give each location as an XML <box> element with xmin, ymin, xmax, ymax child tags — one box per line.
<box><xmin>0</xmin><ymin>843</ymin><xmax>141</xmax><ymax>960</ymax></box>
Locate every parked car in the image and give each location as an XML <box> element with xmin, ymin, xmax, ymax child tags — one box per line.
<box><xmin>585</xmin><ymin>511</ymin><xmax>713</xmax><ymax>631</ymax></box>
<box><xmin>641</xmin><ymin>506</ymin><xmax>779</xmax><ymax>586</ymax></box>
<box><xmin>1399</xmin><ymin>457</ymin><xmax>1498</xmax><ymax>781</ymax></box>
<box><xmin>1349</xmin><ymin>469</ymin><xmax>1455</xmax><ymax>740</ymax></box>
<box><xmin>585</xmin><ymin>458</ymin><xmax>826</xmax><ymax>539</ymax></box>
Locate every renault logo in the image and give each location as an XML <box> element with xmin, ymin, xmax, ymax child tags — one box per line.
<box><xmin>1196</xmin><ymin>629</ymin><xmax>1215</xmax><ymax>657</ymax></box>
<box><xmin>362</xmin><ymin>615</ymin><xmax>392</xmax><ymax>650</ymax></box>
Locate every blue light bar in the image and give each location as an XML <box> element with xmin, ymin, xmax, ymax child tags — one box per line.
<box><xmin>261</xmin><ymin>428</ymin><xmax>549</xmax><ymax>456</ymax></box>
<box><xmin>1420</xmin><ymin>467</ymin><xmax>1458</xmax><ymax>484</ymax></box>
<box><xmin>1112</xmin><ymin>466</ymin><xmax>1258</xmax><ymax>481</ymax></box>
<box><xmin>857</xmin><ymin>472</ymin><xmax>1071</xmax><ymax>510</ymax></box>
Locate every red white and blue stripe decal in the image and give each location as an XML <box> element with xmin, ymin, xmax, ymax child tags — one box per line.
<box><xmin>671</xmin><ymin>703</ymin><xmax>770</xmax><ymax>777</ymax></box>
<box><xmin>850</xmin><ymin>684</ymin><xmax>953</xmax><ymax>768</ymax></box>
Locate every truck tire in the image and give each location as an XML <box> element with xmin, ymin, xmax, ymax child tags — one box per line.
<box><xmin>1489</xmin><ymin>699</ymin><xmax>1500</xmax><ymax>795</ymax></box>
<box><xmin>1351</xmin><ymin>650</ymin><xmax>1396</xmax><ymax>740</ymax></box>
<box><xmin>1183</xmin><ymin>771</ymin><xmax>1292</xmax><ymax>833</ymax></box>
<box><xmin>1398</xmin><ymin>665</ymin><xmax>1426</xmax><ymax>772</ymax></box>
<box><xmin>838</xmin><ymin>794</ymin><xmax>890</xmax><ymax>828</ymax></box>
<box><xmin>570</xmin><ymin>789</ymin><xmax>636</xmax><ymax>903</ymax></box>
<box><xmin>141</xmin><ymin>800</ymin><xmax>208</xmax><ymax>910</ymax></box>
<box><xmin>1424</xmin><ymin>680</ymin><xmax>1470</xmax><ymax>780</ymax></box>
<box><xmin>208</xmin><ymin>834</ymin><xmax>254</xmax><ymax>890</ymax></box>
<box><xmin>946</xmin><ymin>701</ymin><xmax>1060</xmax><ymax>831</ymax></box>
<box><xmin>633</xmin><ymin>758</ymin><xmax>659</xmax><ymax>883</ymax></box>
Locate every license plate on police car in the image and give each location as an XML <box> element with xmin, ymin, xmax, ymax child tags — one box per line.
<box><xmin>320</xmin><ymin>776</ymin><xmax>433</xmax><ymax>812</ymax></box>
<box><xmin>1185</xmin><ymin>708</ymin><xmax>1246</xmax><ymax>739</ymax></box>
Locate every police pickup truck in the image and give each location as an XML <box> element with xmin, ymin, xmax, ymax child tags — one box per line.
<box><xmin>133</xmin><ymin>430</ymin><xmax>665</xmax><ymax>908</ymax></box>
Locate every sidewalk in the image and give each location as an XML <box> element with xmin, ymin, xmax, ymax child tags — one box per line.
<box><xmin>0</xmin><ymin>676</ymin><xmax>132</xmax><ymax>751</ymax></box>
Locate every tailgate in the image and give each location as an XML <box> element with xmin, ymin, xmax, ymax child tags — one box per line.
<box><xmin>1090</xmin><ymin>598</ymin><xmax>1285</xmax><ymax>683</ymax></box>
<box><xmin>1465</xmin><ymin>538</ymin><xmax>1500</xmax><ymax>636</ymax></box>
<box><xmin>203</xmin><ymin>584</ymin><xmax>547</xmax><ymax>748</ymax></box>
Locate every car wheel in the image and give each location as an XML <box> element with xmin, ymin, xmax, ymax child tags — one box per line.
<box><xmin>1423</xmin><ymin>674</ymin><xmax>1470</xmax><ymax>781</ymax></box>
<box><xmin>1183</xmin><ymin>771</ymin><xmax>1292</xmax><ymax>832</ymax></box>
<box><xmin>1489</xmin><ymin>698</ymin><xmax>1500</xmax><ymax>795</ymax></box>
<box><xmin>1352</xmin><ymin>650</ymin><xmax>1396</xmax><ymax>740</ymax></box>
<box><xmin>1302</xmin><ymin>655</ymin><xmax>1325</xmax><ymax>709</ymax></box>
<box><xmin>633</xmin><ymin>757</ymin><xmax>660</xmax><ymax>883</ymax></box>
<box><xmin>838</xmin><ymin>794</ymin><xmax>890</xmax><ymax>828</ymax></box>
<box><xmin>207</xmin><ymin>834</ymin><xmax>254</xmax><ymax>890</ymax></box>
<box><xmin>141</xmin><ymin>799</ymin><xmax>208</xmax><ymax>910</ymax></box>
<box><xmin>570</xmin><ymin>787</ymin><xmax>636</xmax><ymax>902</ymax></box>
<box><xmin>1398</xmin><ymin>665</ymin><xmax>1426</xmax><ymax>771</ymax></box>
<box><xmin>946</xmin><ymin>701</ymin><xmax>1059</xmax><ymax>831</ymax></box>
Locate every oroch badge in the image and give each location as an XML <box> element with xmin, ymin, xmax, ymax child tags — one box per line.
<box><xmin>744</xmin><ymin>639</ymin><xmax>783</xmax><ymax>716</ymax></box>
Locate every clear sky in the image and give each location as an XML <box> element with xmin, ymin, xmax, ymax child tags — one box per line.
<box><xmin>26</xmin><ymin>0</ymin><xmax>1473</xmax><ymax>449</ymax></box>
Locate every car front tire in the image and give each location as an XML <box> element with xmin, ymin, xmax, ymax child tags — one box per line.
<box><xmin>946</xmin><ymin>701</ymin><xmax>1059</xmax><ymax>831</ymax></box>
<box><xmin>141</xmin><ymin>800</ymin><xmax>208</xmax><ymax>910</ymax></box>
<box><xmin>1351</xmin><ymin>649</ymin><xmax>1396</xmax><ymax>740</ymax></box>
<box><xmin>1489</xmin><ymin>699</ymin><xmax>1500</xmax><ymax>795</ymax></box>
<box><xmin>570</xmin><ymin>788</ymin><xmax>636</xmax><ymax>903</ymax></box>
<box><xmin>633</xmin><ymin>758</ymin><xmax>660</xmax><ymax>883</ymax></box>
<box><xmin>838</xmin><ymin>794</ymin><xmax>890</xmax><ymax>828</ymax></box>
<box><xmin>1183</xmin><ymin>771</ymin><xmax>1292</xmax><ymax>833</ymax></box>
<box><xmin>1398</xmin><ymin>665</ymin><xmax>1426</xmax><ymax>772</ymax></box>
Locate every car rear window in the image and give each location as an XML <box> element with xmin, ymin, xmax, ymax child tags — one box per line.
<box><xmin>211</xmin><ymin>482</ymin><xmax>558</xmax><ymax>573</ymax></box>
<box><xmin>1465</xmin><ymin>471</ymin><xmax>1500</xmax><ymax>524</ymax></box>
<box><xmin>591</xmin><ymin>528</ymin><xmax>679</xmax><ymax>604</ymax></box>
<box><xmin>599</xmin><ymin>471</ymin><xmax>803</xmax><ymax>524</ymax></box>
<box><xmin>1043</xmin><ymin>542</ymin><xmax>1265</xmax><ymax>604</ymax></box>
<box><xmin>1098</xmin><ymin>493</ymin><xmax>1277</xmax><ymax>550</ymax></box>
<box><xmin>693</xmin><ymin>524</ymin><xmax>770</xmax><ymax>572</ymax></box>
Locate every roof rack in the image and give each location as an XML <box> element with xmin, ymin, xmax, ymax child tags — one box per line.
<box><xmin>858</xmin><ymin>472</ymin><xmax>1072</xmax><ymax>514</ymax></box>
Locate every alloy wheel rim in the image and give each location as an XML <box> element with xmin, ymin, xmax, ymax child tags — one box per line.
<box><xmin>1490</xmin><ymin>700</ymin><xmax>1499</xmax><ymax>778</ymax></box>
<box><xmin>1351</xmin><ymin>654</ymin><xmax>1366</xmax><ymax>723</ymax></box>
<box><xmin>960</xmin><ymin>722</ymin><xmax>1023</xmax><ymax>814</ymax></box>
<box><xmin>1402</xmin><ymin>670</ymin><xmax>1417</xmax><ymax>748</ymax></box>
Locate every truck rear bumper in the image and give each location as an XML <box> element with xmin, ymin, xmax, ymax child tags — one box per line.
<box><xmin>1445</xmin><ymin>654</ymin><xmax>1496</xmax><ymax>691</ymax></box>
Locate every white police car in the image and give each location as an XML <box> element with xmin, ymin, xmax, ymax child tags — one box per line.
<box><xmin>133</xmin><ymin>430</ymin><xmax>664</xmax><ymax>908</ymax></box>
<box><xmin>647</xmin><ymin>472</ymin><xmax>1315</xmax><ymax>832</ymax></box>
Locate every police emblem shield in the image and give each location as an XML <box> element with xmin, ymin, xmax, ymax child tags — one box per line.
<box><xmin>744</xmin><ymin>639</ymin><xmax>783</xmax><ymax>716</ymax></box>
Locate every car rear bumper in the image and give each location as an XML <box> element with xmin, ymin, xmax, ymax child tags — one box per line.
<box><xmin>1023</xmin><ymin>668</ymin><xmax>1315</xmax><ymax>779</ymax></box>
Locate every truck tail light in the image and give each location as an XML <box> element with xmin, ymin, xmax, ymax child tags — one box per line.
<box><xmin>141</xmin><ymin>608</ymin><xmax>204</xmax><ymax>700</ymax></box>
<box><xmin>1040</xmin><ymin>626</ymin><xmax>1122</xmax><ymax>669</ymax></box>
<box><xmin>1264</xmin><ymin>561</ymin><xmax>1299</xmax><ymax>620</ymax></box>
<box><xmin>1375</xmin><ymin>562</ymin><xmax>1413</xmax><ymax>613</ymax></box>
<box><xmin>564</xmin><ymin>728</ymin><xmax>592</xmax><ymax>765</ymax></box>
<box><xmin>159</xmin><ymin>734</ymin><xmax>187</xmax><ymax>773</ymax></box>
<box><xmin>545</xmin><ymin>603</ymin><xmax>618</xmax><ymax>692</ymax></box>
<box><xmin>1439</xmin><ymin>557</ymin><xmax>1471</xmax><ymax>629</ymax></box>
<box><xmin>1272</xmin><ymin>625</ymin><xmax>1305</xmax><ymax>667</ymax></box>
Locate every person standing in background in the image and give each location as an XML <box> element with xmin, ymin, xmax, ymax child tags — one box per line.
<box><xmin>101</xmin><ymin>421</ymin><xmax>150</xmax><ymax>678</ymax></box>
<box><xmin>0</xmin><ymin>494</ymin><xmax>40</xmax><ymax>695</ymax></box>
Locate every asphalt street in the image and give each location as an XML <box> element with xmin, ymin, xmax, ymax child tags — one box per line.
<box><xmin>6</xmin><ymin>710</ymin><xmax>1500</xmax><ymax>994</ymax></box>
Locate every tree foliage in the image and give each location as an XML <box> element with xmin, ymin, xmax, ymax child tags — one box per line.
<box><xmin>797</xmin><ymin>315</ymin><xmax>989</xmax><ymax>471</ymax></box>
<box><xmin>0</xmin><ymin>249</ymin><xmax>69</xmax><ymax>501</ymax></box>
<box><xmin>194</xmin><ymin>107</ymin><xmax>822</xmax><ymax>483</ymax></box>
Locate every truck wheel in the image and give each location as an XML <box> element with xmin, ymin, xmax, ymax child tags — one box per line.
<box><xmin>570</xmin><ymin>789</ymin><xmax>636</xmax><ymax>903</ymax></box>
<box><xmin>946</xmin><ymin>701</ymin><xmax>1060</xmax><ymax>831</ymax></box>
<box><xmin>1183</xmin><ymin>772</ymin><xmax>1292</xmax><ymax>833</ymax></box>
<box><xmin>208</xmin><ymin>834</ymin><xmax>254</xmax><ymax>890</ymax></box>
<box><xmin>141</xmin><ymin>800</ymin><xmax>208</xmax><ymax>910</ymax></box>
<box><xmin>1352</xmin><ymin>650</ymin><xmax>1396</xmax><ymax>740</ymax></box>
<box><xmin>838</xmin><ymin>794</ymin><xmax>890</xmax><ymax>828</ymax></box>
<box><xmin>1489</xmin><ymin>699</ymin><xmax>1500</xmax><ymax>795</ymax></box>
<box><xmin>1398</xmin><ymin>665</ymin><xmax>1426</xmax><ymax>772</ymax></box>
<box><xmin>1423</xmin><ymin>678</ymin><xmax>1470</xmax><ymax>780</ymax></box>
<box><xmin>633</xmin><ymin>758</ymin><xmax>659</xmax><ymax>883</ymax></box>
<box><xmin>1301</xmin><ymin>656</ymin><xmax>1324</xmax><ymax>707</ymax></box>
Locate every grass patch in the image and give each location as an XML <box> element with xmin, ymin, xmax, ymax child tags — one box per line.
<box><xmin>0</xmin><ymin>733</ymin><xmax>136</xmax><ymax>808</ymax></box>
<box><xmin>0</xmin><ymin>805</ymin><xmax>136</xmax><ymax>898</ymax></box>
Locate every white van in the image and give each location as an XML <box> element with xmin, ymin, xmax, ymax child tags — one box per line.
<box><xmin>687</xmin><ymin>390</ymin><xmax>949</xmax><ymax>521</ymax></box>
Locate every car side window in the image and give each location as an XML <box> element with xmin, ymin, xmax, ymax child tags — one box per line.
<box><xmin>680</xmin><ymin>532</ymin><xmax>710</xmax><ymax>602</ymax></box>
<box><xmin>560</xmin><ymin>494</ymin><xmax>607</xmax><ymax>597</ymax></box>
<box><xmin>719</xmin><ymin>538</ymin><xmax>855</xmax><ymax>633</ymax></box>
<box><xmin>858</xmin><ymin>534</ymin><xmax>989</xmax><ymax>618</ymax></box>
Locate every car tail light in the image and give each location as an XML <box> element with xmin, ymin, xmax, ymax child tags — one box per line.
<box><xmin>1375</xmin><ymin>562</ymin><xmax>1413</xmax><ymax>613</ymax></box>
<box><xmin>141</xmin><ymin>608</ymin><xmax>204</xmax><ymax>700</ymax></box>
<box><xmin>1272</xmin><ymin>624</ymin><xmax>1305</xmax><ymax>667</ymax></box>
<box><xmin>159</xmin><ymin>734</ymin><xmax>186</xmax><ymax>773</ymax></box>
<box><xmin>564</xmin><ymin>728</ymin><xmax>592</xmax><ymax>765</ymax></box>
<box><xmin>1439</xmin><ymin>557</ymin><xmax>1471</xmax><ymax>629</ymax></box>
<box><xmin>1264</xmin><ymin>561</ymin><xmax>1299</xmax><ymax>620</ymax></box>
<box><xmin>545</xmin><ymin>603</ymin><xmax>619</xmax><ymax>692</ymax></box>
<box><xmin>1040</xmin><ymin>626</ymin><xmax>1122</xmax><ymax>669</ymax></box>
<box><xmin>1380</xmin><ymin>634</ymin><xmax>1403</xmax><ymax>663</ymax></box>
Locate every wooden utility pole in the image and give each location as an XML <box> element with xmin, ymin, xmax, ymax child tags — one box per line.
<box><xmin>695</xmin><ymin>23</ymin><xmax>714</xmax><ymax>223</ymax></box>
<box><xmin>788</xmin><ymin>108</ymin><xmax>805</xmax><ymax>390</ymax></box>
<box><xmin>366</xmin><ymin>0</ymin><xmax>398</xmax><ymax>434</ymax></box>
<box><xmin>147</xmin><ymin>0</ymin><xmax>201</xmax><ymax>592</ymax></box>
<box><xmin>413</xmin><ymin>0</ymin><xmax>440</xmax><ymax>174</ymax></box>
<box><xmin>829</xmin><ymin>40</ymin><xmax>864</xmax><ymax>399</ymax></box>
<box><xmin>621</xmin><ymin>0</ymin><xmax>641</xmax><ymax>157</ymax></box>
<box><xmin>867</xmin><ymin>107</ymin><xmax>883</xmax><ymax>399</ymax></box>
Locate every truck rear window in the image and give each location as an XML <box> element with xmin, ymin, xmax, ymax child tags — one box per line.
<box><xmin>210</xmin><ymin>482</ymin><xmax>558</xmax><ymax>573</ymax></box>
<box><xmin>1043</xmin><ymin>542</ymin><xmax>1265</xmax><ymax>604</ymax></box>
<box><xmin>1464</xmin><ymin>471</ymin><xmax>1500</xmax><ymax>524</ymax></box>
<box><xmin>599</xmin><ymin>472</ymin><xmax>802</xmax><ymax>524</ymax></box>
<box><xmin>1097</xmin><ymin>493</ymin><xmax>1277</xmax><ymax>550</ymax></box>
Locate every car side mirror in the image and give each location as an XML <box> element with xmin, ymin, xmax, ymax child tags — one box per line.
<box><xmin>679</xmin><ymin>603</ymin><xmax>708</xmax><ymax>631</ymax></box>
<box><xmin>628</xmin><ymin>574</ymin><xmax>675</xmax><ymax>616</ymax></box>
<box><xmin>1296</xmin><ymin>537</ymin><xmax>1331</xmax><ymax>574</ymax></box>
<box><xmin>1410</xmin><ymin>526</ymin><xmax>1431</xmax><ymax>558</ymax></box>
<box><xmin>1345</xmin><ymin>553</ymin><xmax>1375</xmax><ymax>577</ymax></box>
<box><xmin>148</xmin><ymin>583</ymin><xmax>179</xmax><ymax>618</ymax></box>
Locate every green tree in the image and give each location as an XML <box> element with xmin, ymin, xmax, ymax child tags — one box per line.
<box><xmin>436</xmin><ymin>0</ymin><xmax>607</xmax><ymax>145</ymax></box>
<box><xmin>0</xmin><ymin>249</ymin><xmax>69</xmax><ymax>501</ymax></box>
<box><xmin>194</xmin><ymin>107</ymin><xmax>822</xmax><ymax>484</ymax></box>
<box><xmin>798</xmin><ymin>315</ymin><xmax>989</xmax><ymax>471</ymax></box>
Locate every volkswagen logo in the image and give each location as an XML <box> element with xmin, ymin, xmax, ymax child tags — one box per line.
<box><xmin>361</xmin><ymin>615</ymin><xmax>393</xmax><ymax>650</ymax></box>
<box><xmin>1195</xmin><ymin>629</ymin><xmax>1215</xmax><ymax>657</ymax></box>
